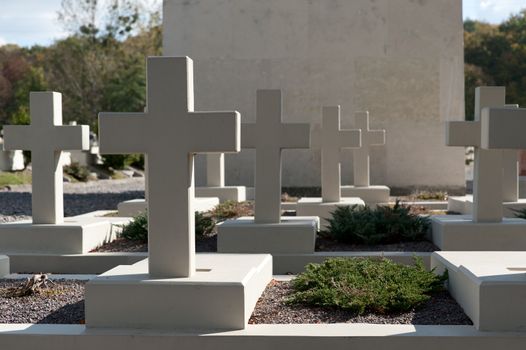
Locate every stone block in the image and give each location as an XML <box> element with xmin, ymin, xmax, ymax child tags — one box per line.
<box><xmin>0</xmin><ymin>213</ymin><xmax>130</xmax><ymax>254</ymax></box>
<box><xmin>217</xmin><ymin>216</ymin><xmax>318</xmax><ymax>254</ymax></box>
<box><xmin>85</xmin><ymin>254</ymin><xmax>272</xmax><ymax>330</ymax></box>
<box><xmin>296</xmin><ymin>197</ymin><xmax>365</xmax><ymax>229</ymax></box>
<box><xmin>195</xmin><ymin>186</ymin><xmax>246</xmax><ymax>202</ymax></box>
<box><xmin>431</xmin><ymin>215</ymin><xmax>526</xmax><ymax>250</ymax></box>
<box><xmin>432</xmin><ymin>251</ymin><xmax>526</xmax><ymax>331</ymax></box>
<box><xmin>341</xmin><ymin>185</ymin><xmax>390</xmax><ymax>205</ymax></box>
<box><xmin>117</xmin><ymin>197</ymin><xmax>219</xmax><ymax>217</ymax></box>
<box><xmin>0</xmin><ymin>255</ymin><xmax>9</xmax><ymax>277</ymax></box>
<box><xmin>448</xmin><ymin>195</ymin><xmax>526</xmax><ymax>218</ymax></box>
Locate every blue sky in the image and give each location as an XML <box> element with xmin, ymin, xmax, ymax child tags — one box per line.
<box><xmin>0</xmin><ymin>0</ymin><xmax>525</xmax><ymax>47</ymax></box>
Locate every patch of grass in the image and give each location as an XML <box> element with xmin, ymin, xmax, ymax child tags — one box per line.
<box><xmin>288</xmin><ymin>257</ymin><xmax>447</xmax><ymax>315</ymax></box>
<box><xmin>210</xmin><ymin>200</ymin><xmax>253</xmax><ymax>221</ymax></box>
<box><xmin>414</xmin><ymin>191</ymin><xmax>448</xmax><ymax>201</ymax></box>
<box><xmin>325</xmin><ymin>201</ymin><xmax>430</xmax><ymax>245</ymax></box>
<box><xmin>0</xmin><ymin>170</ymin><xmax>32</xmax><ymax>187</ymax></box>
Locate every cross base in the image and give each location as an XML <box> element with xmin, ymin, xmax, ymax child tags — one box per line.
<box><xmin>431</xmin><ymin>215</ymin><xmax>526</xmax><ymax>250</ymax></box>
<box><xmin>85</xmin><ymin>254</ymin><xmax>272</xmax><ymax>330</ymax></box>
<box><xmin>296</xmin><ymin>197</ymin><xmax>365</xmax><ymax>230</ymax></box>
<box><xmin>432</xmin><ymin>251</ymin><xmax>526</xmax><ymax>332</ymax></box>
<box><xmin>196</xmin><ymin>186</ymin><xmax>247</xmax><ymax>202</ymax></box>
<box><xmin>0</xmin><ymin>211</ymin><xmax>130</xmax><ymax>254</ymax></box>
<box><xmin>117</xmin><ymin>198</ymin><xmax>219</xmax><ymax>217</ymax></box>
<box><xmin>448</xmin><ymin>195</ymin><xmax>526</xmax><ymax>218</ymax></box>
<box><xmin>341</xmin><ymin>185</ymin><xmax>390</xmax><ymax>205</ymax></box>
<box><xmin>217</xmin><ymin>216</ymin><xmax>319</xmax><ymax>254</ymax></box>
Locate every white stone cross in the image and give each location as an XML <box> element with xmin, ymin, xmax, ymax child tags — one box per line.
<box><xmin>98</xmin><ymin>57</ymin><xmax>240</xmax><ymax>278</ymax></box>
<box><xmin>242</xmin><ymin>89</ymin><xmax>310</xmax><ymax>224</ymax></box>
<box><xmin>3</xmin><ymin>92</ymin><xmax>89</xmax><ymax>224</ymax></box>
<box><xmin>206</xmin><ymin>153</ymin><xmax>224</xmax><ymax>187</ymax></box>
<box><xmin>312</xmin><ymin>106</ymin><xmax>361</xmax><ymax>202</ymax></box>
<box><xmin>353</xmin><ymin>111</ymin><xmax>385</xmax><ymax>187</ymax></box>
<box><xmin>446</xmin><ymin>86</ymin><xmax>518</xmax><ymax>222</ymax></box>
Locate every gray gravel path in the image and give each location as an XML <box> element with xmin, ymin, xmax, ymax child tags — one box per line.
<box><xmin>0</xmin><ymin>178</ymin><xmax>145</xmax><ymax>219</ymax></box>
<box><xmin>0</xmin><ymin>279</ymin><xmax>85</xmax><ymax>324</ymax></box>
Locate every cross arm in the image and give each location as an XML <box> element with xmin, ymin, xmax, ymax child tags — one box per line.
<box><xmin>98</xmin><ymin>112</ymin><xmax>147</xmax><ymax>154</ymax></box>
<box><xmin>54</xmin><ymin>125</ymin><xmax>90</xmax><ymax>151</ymax></box>
<box><xmin>189</xmin><ymin>111</ymin><xmax>240</xmax><ymax>153</ymax></box>
<box><xmin>481</xmin><ymin>107</ymin><xmax>526</xmax><ymax>149</ymax></box>
<box><xmin>3</xmin><ymin>125</ymin><xmax>36</xmax><ymax>151</ymax></box>
<box><xmin>338</xmin><ymin>129</ymin><xmax>361</xmax><ymax>149</ymax></box>
<box><xmin>445</xmin><ymin>121</ymin><xmax>480</xmax><ymax>147</ymax></box>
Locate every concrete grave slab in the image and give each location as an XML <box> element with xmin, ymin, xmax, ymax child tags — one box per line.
<box><xmin>341</xmin><ymin>185</ymin><xmax>390</xmax><ymax>206</ymax></box>
<box><xmin>85</xmin><ymin>254</ymin><xmax>272</xmax><ymax>330</ymax></box>
<box><xmin>117</xmin><ymin>197</ymin><xmax>219</xmax><ymax>217</ymax></box>
<box><xmin>218</xmin><ymin>216</ymin><xmax>319</xmax><ymax>254</ymax></box>
<box><xmin>432</xmin><ymin>251</ymin><xmax>526</xmax><ymax>332</ymax></box>
<box><xmin>448</xmin><ymin>195</ymin><xmax>526</xmax><ymax>218</ymax></box>
<box><xmin>431</xmin><ymin>215</ymin><xmax>526</xmax><ymax>250</ymax></box>
<box><xmin>0</xmin><ymin>212</ymin><xmax>130</xmax><ymax>254</ymax></box>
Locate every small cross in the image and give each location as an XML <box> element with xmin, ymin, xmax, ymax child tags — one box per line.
<box><xmin>98</xmin><ymin>57</ymin><xmax>240</xmax><ymax>278</ymax></box>
<box><xmin>3</xmin><ymin>92</ymin><xmax>89</xmax><ymax>224</ymax></box>
<box><xmin>353</xmin><ymin>111</ymin><xmax>385</xmax><ymax>187</ymax></box>
<box><xmin>312</xmin><ymin>106</ymin><xmax>361</xmax><ymax>202</ymax></box>
<box><xmin>446</xmin><ymin>86</ymin><xmax>517</xmax><ymax>222</ymax></box>
<box><xmin>242</xmin><ymin>90</ymin><xmax>310</xmax><ymax>224</ymax></box>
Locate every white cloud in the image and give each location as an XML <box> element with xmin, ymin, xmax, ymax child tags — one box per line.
<box><xmin>0</xmin><ymin>37</ymin><xmax>5</xmax><ymax>47</ymax></box>
<box><xmin>464</xmin><ymin>0</ymin><xmax>526</xmax><ymax>23</ymax></box>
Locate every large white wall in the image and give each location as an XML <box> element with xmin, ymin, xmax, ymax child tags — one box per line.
<box><xmin>163</xmin><ymin>0</ymin><xmax>466</xmax><ymax>191</ymax></box>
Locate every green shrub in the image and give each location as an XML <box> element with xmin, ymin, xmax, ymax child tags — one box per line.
<box><xmin>288</xmin><ymin>257</ymin><xmax>447</xmax><ymax>315</ymax></box>
<box><xmin>120</xmin><ymin>210</ymin><xmax>216</xmax><ymax>243</ymax></box>
<box><xmin>102</xmin><ymin>154</ymin><xmax>143</xmax><ymax>170</ymax></box>
<box><xmin>120</xmin><ymin>211</ymin><xmax>148</xmax><ymax>242</ymax></box>
<box><xmin>195</xmin><ymin>211</ymin><xmax>215</xmax><ymax>238</ymax></box>
<box><xmin>415</xmin><ymin>191</ymin><xmax>448</xmax><ymax>201</ymax></box>
<box><xmin>64</xmin><ymin>162</ymin><xmax>91</xmax><ymax>182</ymax></box>
<box><xmin>325</xmin><ymin>201</ymin><xmax>430</xmax><ymax>245</ymax></box>
<box><xmin>513</xmin><ymin>208</ymin><xmax>526</xmax><ymax>220</ymax></box>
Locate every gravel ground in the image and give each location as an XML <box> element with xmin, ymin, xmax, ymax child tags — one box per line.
<box><xmin>316</xmin><ymin>237</ymin><xmax>439</xmax><ymax>252</ymax></box>
<box><xmin>0</xmin><ymin>279</ymin><xmax>85</xmax><ymax>324</ymax></box>
<box><xmin>91</xmin><ymin>235</ymin><xmax>216</xmax><ymax>253</ymax></box>
<box><xmin>249</xmin><ymin>280</ymin><xmax>472</xmax><ymax>325</ymax></box>
<box><xmin>0</xmin><ymin>178</ymin><xmax>145</xmax><ymax>219</ymax></box>
<box><xmin>0</xmin><ymin>278</ymin><xmax>471</xmax><ymax>326</ymax></box>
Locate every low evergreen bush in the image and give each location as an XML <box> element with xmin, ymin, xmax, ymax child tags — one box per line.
<box><xmin>120</xmin><ymin>210</ymin><xmax>216</xmax><ymax>243</ymax></box>
<box><xmin>64</xmin><ymin>162</ymin><xmax>91</xmax><ymax>182</ymax></box>
<box><xmin>325</xmin><ymin>201</ymin><xmax>430</xmax><ymax>245</ymax></box>
<box><xmin>288</xmin><ymin>257</ymin><xmax>447</xmax><ymax>315</ymax></box>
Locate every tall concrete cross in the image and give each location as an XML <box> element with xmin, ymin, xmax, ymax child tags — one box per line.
<box><xmin>98</xmin><ymin>57</ymin><xmax>240</xmax><ymax>278</ymax></box>
<box><xmin>206</xmin><ymin>153</ymin><xmax>224</xmax><ymax>187</ymax></box>
<box><xmin>353</xmin><ymin>111</ymin><xmax>385</xmax><ymax>187</ymax></box>
<box><xmin>242</xmin><ymin>89</ymin><xmax>310</xmax><ymax>224</ymax></box>
<box><xmin>3</xmin><ymin>92</ymin><xmax>89</xmax><ymax>224</ymax></box>
<box><xmin>446</xmin><ymin>86</ymin><xmax>517</xmax><ymax>222</ymax></box>
<box><xmin>312</xmin><ymin>106</ymin><xmax>361</xmax><ymax>202</ymax></box>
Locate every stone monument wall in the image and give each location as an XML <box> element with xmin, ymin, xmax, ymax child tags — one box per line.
<box><xmin>163</xmin><ymin>0</ymin><xmax>466</xmax><ymax>192</ymax></box>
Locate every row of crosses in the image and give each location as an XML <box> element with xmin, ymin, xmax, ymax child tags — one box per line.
<box><xmin>2</xmin><ymin>57</ymin><xmax>386</xmax><ymax>279</ymax></box>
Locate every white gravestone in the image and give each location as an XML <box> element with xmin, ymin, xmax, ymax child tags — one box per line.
<box><xmin>297</xmin><ymin>106</ymin><xmax>365</xmax><ymax>228</ymax></box>
<box><xmin>447</xmin><ymin>87</ymin><xmax>526</xmax><ymax>218</ymax></box>
<box><xmin>432</xmin><ymin>109</ymin><xmax>526</xmax><ymax>332</ymax></box>
<box><xmin>194</xmin><ymin>153</ymin><xmax>247</xmax><ymax>202</ymax></box>
<box><xmin>431</xmin><ymin>87</ymin><xmax>526</xmax><ymax>251</ymax></box>
<box><xmin>217</xmin><ymin>89</ymin><xmax>319</xmax><ymax>254</ymax></box>
<box><xmin>0</xmin><ymin>92</ymin><xmax>130</xmax><ymax>256</ymax></box>
<box><xmin>341</xmin><ymin>111</ymin><xmax>390</xmax><ymax>204</ymax></box>
<box><xmin>86</xmin><ymin>57</ymin><xmax>272</xmax><ymax>330</ymax></box>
